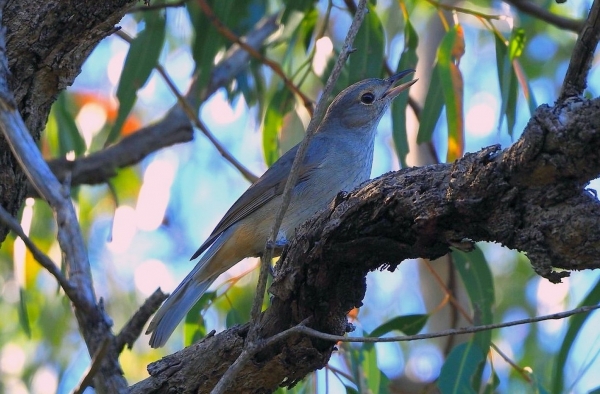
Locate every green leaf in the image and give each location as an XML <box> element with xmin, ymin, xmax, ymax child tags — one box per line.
<box><xmin>18</xmin><ymin>287</ymin><xmax>31</xmax><ymax>338</ymax></box>
<box><xmin>361</xmin><ymin>345</ymin><xmax>380</xmax><ymax>394</ymax></box>
<box><xmin>437</xmin><ymin>25</ymin><xmax>465</xmax><ymax>162</ymax></box>
<box><xmin>417</xmin><ymin>64</ymin><xmax>444</xmax><ymax>144</ymax></box>
<box><xmin>184</xmin><ymin>291</ymin><xmax>215</xmax><ymax>346</ymax></box>
<box><xmin>438</xmin><ymin>342</ymin><xmax>484</xmax><ymax>394</ymax></box>
<box><xmin>453</xmin><ymin>246</ymin><xmax>494</xmax><ymax>354</ymax></box>
<box><xmin>263</xmin><ymin>87</ymin><xmax>295</xmax><ymax>166</ymax></box>
<box><xmin>54</xmin><ymin>93</ymin><xmax>86</xmax><ymax>156</ymax></box>
<box><xmin>348</xmin><ymin>3</ymin><xmax>384</xmax><ymax>84</ymax></box>
<box><xmin>528</xmin><ymin>370</ymin><xmax>551</xmax><ymax>394</ymax></box>
<box><xmin>392</xmin><ymin>18</ymin><xmax>419</xmax><ymax>168</ymax></box>
<box><xmin>551</xmin><ymin>277</ymin><xmax>600</xmax><ymax>393</ymax></box>
<box><xmin>281</xmin><ymin>0</ymin><xmax>316</xmax><ymax>24</ymax></box>
<box><xmin>369</xmin><ymin>314</ymin><xmax>428</xmax><ymax>338</ymax></box>
<box><xmin>108</xmin><ymin>11</ymin><xmax>166</xmax><ymax>146</ymax></box>
<box><xmin>226</xmin><ymin>308</ymin><xmax>244</xmax><ymax>328</ymax></box>
<box><xmin>495</xmin><ymin>30</ymin><xmax>522</xmax><ymax>137</ymax></box>
<box><xmin>482</xmin><ymin>370</ymin><xmax>500</xmax><ymax>394</ymax></box>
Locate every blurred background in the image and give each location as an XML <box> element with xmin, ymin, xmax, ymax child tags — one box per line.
<box><xmin>0</xmin><ymin>0</ymin><xmax>599</xmax><ymax>392</ymax></box>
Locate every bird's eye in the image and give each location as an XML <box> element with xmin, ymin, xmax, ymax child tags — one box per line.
<box><xmin>360</xmin><ymin>92</ymin><xmax>375</xmax><ymax>104</ymax></box>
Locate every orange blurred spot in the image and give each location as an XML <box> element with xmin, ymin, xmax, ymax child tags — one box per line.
<box><xmin>72</xmin><ymin>91</ymin><xmax>142</xmax><ymax>137</ymax></box>
<box><xmin>347</xmin><ymin>307</ymin><xmax>360</xmax><ymax>321</ymax></box>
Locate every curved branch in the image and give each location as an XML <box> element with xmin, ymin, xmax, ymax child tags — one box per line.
<box><xmin>504</xmin><ymin>0</ymin><xmax>583</xmax><ymax>33</ymax></box>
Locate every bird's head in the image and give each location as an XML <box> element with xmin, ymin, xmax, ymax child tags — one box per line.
<box><xmin>323</xmin><ymin>69</ymin><xmax>417</xmax><ymax>130</ymax></box>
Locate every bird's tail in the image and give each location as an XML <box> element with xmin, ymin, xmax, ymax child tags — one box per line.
<box><xmin>147</xmin><ymin>274</ymin><xmax>215</xmax><ymax>348</ymax></box>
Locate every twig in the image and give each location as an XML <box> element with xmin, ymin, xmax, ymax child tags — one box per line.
<box><xmin>209</xmin><ymin>318</ymin><xmax>312</xmax><ymax>394</ymax></box>
<box><xmin>197</xmin><ymin>0</ymin><xmax>315</xmax><ymax>116</ymax></box>
<box><xmin>504</xmin><ymin>0</ymin><xmax>583</xmax><ymax>33</ymax></box>
<box><xmin>291</xmin><ymin>304</ymin><xmax>600</xmax><ymax>343</ymax></box>
<box><xmin>211</xmin><ymin>1</ymin><xmax>370</xmax><ymax>393</ymax></box>
<box><xmin>115</xmin><ymin>289</ymin><xmax>168</xmax><ymax>352</ymax></box>
<box><xmin>115</xmin><ymin>30</ymin><xmax>259</xmax><ymax>183</ymax></box>
<box><xmin>0</xmin><ymin>203</ymin><xmax>78</xmax><ymax>297</ymax></box>
<box><xmin>155</xmin><ymin>64</ymin><xmax>259</xmax><ymax>183</ymax></box>
<box><xmin>424</xmin><ymin>0</ymin><xmax>505</xmax><ymax>21</ymax></box>
<box><xmin>249</xmin><ymin>0</ymin><xmax>368</xmax><ymax>332</ymax></box>
<box><xmin>129</xmin><ymin>0</ymin><xmax>189</xmax><ymax>13</ymax></box>
<box><xmin>72</xmin><ymin>338</ymin><xmax>111</xmax><ymax>394</ymax></box>
<box><xmin>559</xmin><ymin>0</ymin><xmax>600</xmax><ymax>99</ymax></box>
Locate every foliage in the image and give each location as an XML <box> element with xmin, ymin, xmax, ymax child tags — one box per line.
<box><xmin>0</xmin><ymin>0</ymin><xmax>598</xmax><ymax>393</ymax></box>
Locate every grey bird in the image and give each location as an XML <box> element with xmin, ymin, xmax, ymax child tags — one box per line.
<box><xmin>147</xmin><ymin>70</ymin><xmax>417</xmax><ymax>348</ymax></box>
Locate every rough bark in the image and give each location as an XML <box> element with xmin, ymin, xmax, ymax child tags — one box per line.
<box><xmin>0</xmin><ymin>0</ymin><xmax>136</xmax><ymax>243</ymax></box>
<box><xmin>131</xmin><ymin>97</ymin><xmax>600</xmax><ymax>392</ymax></box>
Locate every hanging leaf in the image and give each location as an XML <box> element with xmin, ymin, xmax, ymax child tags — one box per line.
<box><xmin>348</xmin><ymin>3</ymin><xmax>384</xmax><ymax>84</ymax></box>
<box><xmin>108</xmin><ymin>11</ymin><xmax>166</xmax><ymax>146</ymax></box>
<box><xmin>551</xmin><ymin>277</ymin><xmax>600</xmax><ymax>393</ymax></box>
<box><xmin>437</xmin><ymin>24</ymin><xmax>465</xmax><ymax>163</ymax></box>
<box><xmin>416</xmin><ymin>63</ymin><xmax>444</xmax><ymax>145</ymax></box>
<box><xmin>392</xmin><ymin>18</ymin><xmax>419</xmax><ymax>168</ymax></box>
<box><xmin>184</xmin><ymin>291</ymin><xmax>215</xmax><ymax>346</ymax></box>
<box><xmin>54</xmin><ymin>92</ymin><xmax>86</xmax><ymax>156</ymax></box>
<box><xmin>263</xmin><ymin>87</ymin><xmax>295</xmax><ymax>166</ymax></box>
<box><xmin>453</xmin><ymin>247</ymin><xmax>495</xmax><ymax>356</ymax></box>
<box><xmin>438</xmin><ymin>341</ymin><xmax>484</xmax><ymax>394</ymax></box>
<box><xmin>361</xmin><ymin>345</ymin><xmax>381</xmax><ymax>394</ymax></box>
<box><xmin>495</xmin><ymin>29</ymin><xmax>523</xmax><ymax>137</ymax></box>
<box><xmin>369</xmin><ymin>314</ymin><xmax>428</xmax><ymax>338</ymax></box>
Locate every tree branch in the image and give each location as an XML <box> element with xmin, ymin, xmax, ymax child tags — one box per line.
<box><xmin>131</xmin><ymin>95</ymin><xmax>600</xmax><ymax>393</ymax></box>
<box><xmin>116</xmin><ymin>289</ymin><xmax>168</xmax><ymax>353</ymax></box>
<box><xmin>0</xmin><ymin>32</ymin><xmax>128</xmax><ymax>394</ymax></box>
<box><xmin>560</xmin><ymin>0</ymin><xmax>600</xmax><ymax>99</ymax></box>
<box><xmin>504</xmin><ymin>0</ymin><xmax>583</xmax><ymax>33</ymax></box>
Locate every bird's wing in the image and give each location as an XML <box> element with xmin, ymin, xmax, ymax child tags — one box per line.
<box><xmin>190</xmin><ymin>141</ymin><xmax>327</xmax><ymax>260</ymax></box>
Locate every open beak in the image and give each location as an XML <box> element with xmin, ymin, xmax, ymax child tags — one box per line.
<box><xmin>384</xmin><ymin>69</ymin><xmax>417</xmax><ymax>100</ymax></box>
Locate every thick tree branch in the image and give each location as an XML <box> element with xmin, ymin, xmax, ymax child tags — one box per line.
<box><xmin>560</xmin><ymin>0</ymin><xmax>600</xmax><ymax>99</ymax></box>
<box><xmin>131</xmin><ymin>94</ymin><xmax>600</xmax><ymax>393</ymax></box>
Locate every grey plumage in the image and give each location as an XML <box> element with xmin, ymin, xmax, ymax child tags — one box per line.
<box><xmin>147</xmin><ymin>70</ymin><xmax>417</xmax><ymax>348</ymax></box>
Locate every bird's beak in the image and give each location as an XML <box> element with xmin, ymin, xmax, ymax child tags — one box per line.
<box><xmin>384</xmin><ymin>69</ymin><xmax>417</xmax><ymax>99</ymax></box>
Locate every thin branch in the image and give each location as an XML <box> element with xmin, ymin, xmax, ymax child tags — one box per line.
<box><xmin>250</xmin><ymin>0</ymin><xmax>368</xmax><ymax>334</ymax></box>
<box><xmin>210</xmin><ymin>2</ymin><xmax>370</xmax><ymax>392</ymax></box>
<box><xmin>72</xmin><ymin>338</ymin><xmax>111</xmax><ymax>394</ymax></box>
<box><xmin>504</xmin><ymin>0</ymin><xmax>583</xmax><ymax>33</ymax></box>
<box><xmin>292</xmin><ymin>304</ymin><xmax>600</xmax><ymax>343</ymax></box>
<box><xmin>0</xmin><ymin>203</ymin><xmax>77</xmax><ymax>298</ymax></box>
<box><xmin>129</xmin><ymin>0</ymin><xmax>189</xmax><ymax>12</ymax></box>
<box><xmin>424</xmin><ymin>0</ymin><xmax>505</xmax><ymax>21</ymax></box>
<box><xmin>115</xmin><ymin>30</ymin><xmax>259</xmax><ymax>183</ymax></box>
<box><xmin>197</xmin><ymin>0</ymin><xmax>315</xmax><ymax>116</ymax></box>
<box><xmin>115</xmin><ymin>289</ymin><xmax>168</xmax><ymax>352</ymax></box>
<box><xmin>560</xmin><ymin>0</ymin><xmax>600</xmax><ymax>99</ymax></box>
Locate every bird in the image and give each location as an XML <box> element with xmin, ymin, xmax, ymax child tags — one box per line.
<box><xmin>147</xmin><ymin>70</ymin><xmax>417</xmax><ymax>348</ymax></box>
